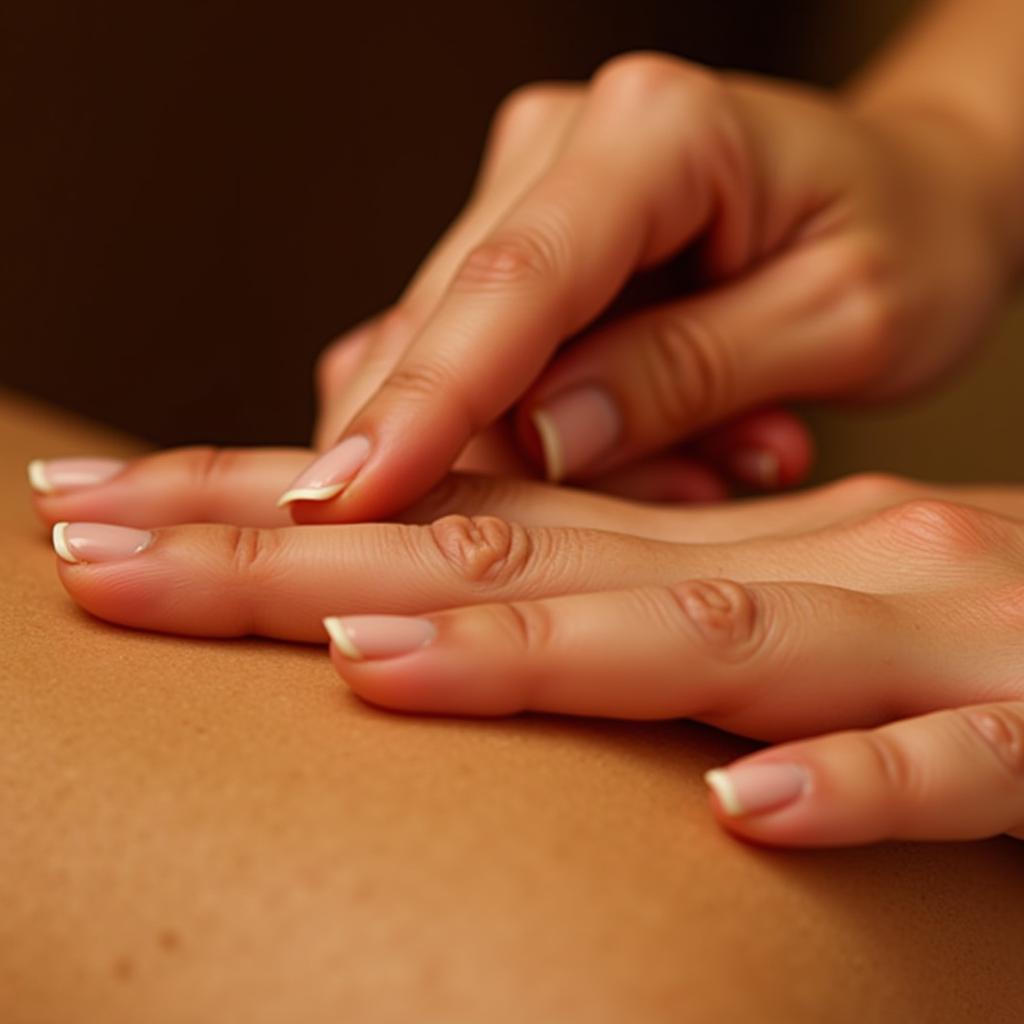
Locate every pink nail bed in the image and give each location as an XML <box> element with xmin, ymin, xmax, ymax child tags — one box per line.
<box><xmin>277</xmin><ymin>435</ymin><xmax>372</xmax><ymax>506</ymax></box>
<box><xmin>323</xmin><ymin>615</ymin><xmax>436</xmax><ymax>660</ymax></box>
<box><xmin>28</xmin><ymin>457</ymin><xmax>126</xmax><ymax>495</ymax></box>
<box><xmin>530</xmin><ymin>386</ymin><xmax>621</xmax><ymax>481</ymax></box>
<box><xmin>52</xmin><ymin>522</ymin><xmax>154</xmax><ymax>564</ymax></box>
<box><xmin>704</xmin><ymin>761</ymin><xmax>809</xmax><ymax>817</ymax></box>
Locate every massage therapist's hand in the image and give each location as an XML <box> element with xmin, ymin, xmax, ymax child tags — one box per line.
<box><xmin>283</xmin><ymin>51</ymin><xmax>1011</xmax><ymax>523</ymax></box>
<box><xmin>32</xmin><ymin>449</ymin><xmax>1024</xmax><ymax>847</ymax></box>
<box><xmin>314</xmin><ymin>312</ymin><xmax>813</xmax><ymax>504</ymax></box>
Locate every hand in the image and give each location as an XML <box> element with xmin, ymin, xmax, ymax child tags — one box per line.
<box><xmin>313</xmin><ymin>303</ymin><xmax>814</xmax><ymax>504</ymax></box>
<box><xmin>283</xmin><ymin>52</ymin><xmax>1004</xmax><ymax>523</ymax></box>
<box><xmin>32</xmin><ymin>450</ymin><xmax>1024</xmax><ymax>847</ymax></box>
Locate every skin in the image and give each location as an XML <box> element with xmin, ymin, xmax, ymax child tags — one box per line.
<box><xmin>8</xmin><ymin>395</ymin><xmax>1024</xmax><ymax>1024</ymax></box>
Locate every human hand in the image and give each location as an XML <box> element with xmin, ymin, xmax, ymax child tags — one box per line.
<box><xmin>312</xmin><ymin>293</ymin><xmax>814</xmax><ymax>504</ymax></box>
<box><xmin>32</xmin><ymin>450</ymin><xmax>1024</xmax><ymax>846</ymax></box>
<box><xmin>284</xmin><ymin>52</ymin><xmax>1005</xmax><ymax>523</ymax></box>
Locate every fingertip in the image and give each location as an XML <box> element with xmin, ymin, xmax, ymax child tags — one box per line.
<box><xmin>700</xmin><ymin>408</ymin><xmax>815</xmax><ymax>490</ymax></box>
<box><xmin>27</xmin><ymin>459</ymin><xmax>54</xmax><ymax>495</ymax></box>
<box><xmin>276</xmin><ymin>484</ymin><xmax>346</xmax><ymax>508</ymax></box>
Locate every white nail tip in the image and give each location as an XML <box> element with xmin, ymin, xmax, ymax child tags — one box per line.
<box><xmin>530</xmin><ymin>409</ymin><xmax>565</xmax><ymax>483</ymax></box>
<box><xmin>322</xmin><ymin>617</ymin><xmax>363</xmax><ymax>660</ymax></box>
<box><xmin>27</xmin><ymin>459</ymin><xmax>54</xmax><ymax>495</ymax></box>
<box><xmin>275</xmin><ymin>483</ymin><xmax>347</xmax><ymax>508</ymax></box>
<box><xmin>52</xmin><ymin>521</ymin><xmax>79</xmax><ymax>564</ymax></box>
<box><xmin>704</xmin><ymin>769</ymin><xmax>744</xmax><ymax>817</ymax></box>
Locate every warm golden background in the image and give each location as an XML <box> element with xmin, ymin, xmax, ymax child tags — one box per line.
<box><xmin>1</xmin><ymin>0</ymin><xmax>1019</xmax><ymax>482</ymax></box>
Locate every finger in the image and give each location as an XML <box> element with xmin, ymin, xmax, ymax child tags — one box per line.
<box><xmin>693</xmin><ymin>407</ymin><xmax>814</xmax><ymax>491</ymax></box>
<box><xmin>705</xmin><ymin>702</ymin><xmax>1024</xmax><ymax>846</ymax></box>
<box><xmin>322</xmin><ymin>578</ymin><xmax>915</xmax><ymax>732</ymax></box>
<box><xmin>282</xmin><ymin>57</ymin><xmax>757</xmax><ymax>521</ymax></box>
<box><xmin>51</xmin><ymin>517</ymin><xmax>719</xmax><ymax>641</ymax></box>
<box><xmin>316</xmin><ymin>88</ymin><xmax>583</xmax><ymax>447</ymax></box>
<box><xmin>516</xmin><ymin>239</ymin><xmax>865</xmax><ymax>480</ymax></box>
<box><xmin>29</xmin><ymin>448</ymin><xmax>671</xmax><ymax>537</ymax></box>
<box><xmin>313</xmin><ymin>319</ymin><xmax>377</xmax><ymax>450</ymax></box>
<box><xmin>30</xmin><ymin>448</ymin><xmax>305</xmax><ymax>529</ymax></box>
<box><xmin>582</xmin><ymin>408</ymin><xmax>813</xmax><ymax>502</ymax></box>
<box><xmin>30</xmin><ymin>447</ymin><xmax>1024</xmax><ymax>545</ymax></box>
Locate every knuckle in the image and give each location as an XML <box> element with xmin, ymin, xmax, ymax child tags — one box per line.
<box><xmin>492</xmin><ymin>82</ymin><xmax>569</xmax><ymax>141</ymax></box>
<box><xmin>455</xmin><ymin>228</ymin><xmax>562</xmax><ymax>292</ymax></box>
<box><xmin>379</xmin><ymin>360</ymin><xmax>474</xmax><ymax>428</ymax></box>
<box><xmin>383</xmin><ymin>360</ymin><xmax>453</xmax><ymax>400</ymax></box>
<box><xmin>961</xmin><ymin>705</ymin><xmax>1024</xmax><ymax>780</ymax></box>
<box><xmin>860</xmin><ymin>729</ymin><xmax>919</xmax><ymax>801</ymax></box>
<box><xmin>641</xmin><ymin>314</ymin><xmax>733</xmax><ymax>429</ymax></box>
<box><xmin>488</xmin><ymin>599</ymin><xmax>554</xmax><ymax>655</ymax></box>
<box><xmin>185</xmin><ymin>445</ymin><xmax>238</xmax><ymax>492</ymax></box>
<box><xmin>662</xmin><ymin>579</ymin><xmax>765</xmax><ymax>664</ymax></box>
<box><xmin>427</xmin><ymin>514</ymin><xmax>535</xmax><ymax>589</ymax></box>
<box><xmin>594</xmin><ymin>53</ymin><xmax>718</xmax><ymax>111</ymax></box>
<box><xmin>828</xmin><ymin>472</ymin><xmax>915</xmax><ymax>512</ymax></box>
<box><xmin>224</xmin><ymin>525</ymin><xmax>278</xmax><ymax>581</ymax></box>
<box><xmin>824</xmin><ymin>240</ymin><xmax>901</xmax><ymax>381</ymax></box>
<box><xmin>871</xmin><ymin>499</ymin><xmax>1001</xmax><ymax>560</ymax></box>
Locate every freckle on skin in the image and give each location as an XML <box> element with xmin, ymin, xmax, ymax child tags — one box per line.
<box><xmin>112</xmin><ymin>955</ymin><xmax>135</xmax><ymax>981</ymax></box>
<box><xmin>158</xmin><ymin>928</ymin><xmax>182</xmax><ymax>953</ymax></box>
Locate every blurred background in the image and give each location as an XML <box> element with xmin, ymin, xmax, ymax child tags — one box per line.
<box><xmin>2</xmin><ymin>0</ymin><xmax>1021</xmax><ymax>482</ymax></box>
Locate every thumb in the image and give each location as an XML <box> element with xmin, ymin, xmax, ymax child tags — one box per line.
<box><xmin>517</xmin><ymin>234</ymin><xmax>890</xmax><ymax>481</ymax></box>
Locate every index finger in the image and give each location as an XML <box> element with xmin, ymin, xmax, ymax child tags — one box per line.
<box><xmin>280</xmin><ymin>57</ymin><xmax>756</xmax><ymax>521</ymax></box>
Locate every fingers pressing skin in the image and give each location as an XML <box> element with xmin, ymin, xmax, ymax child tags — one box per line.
<box><xmin>282</xmin><ymin>57</ymin><xmax>760</xmax><ymax>522</ymax></box>
<box><xmin>30</xmin><ymin>447</ymin><xmax>681</xmax><ymax>539</ymax></box>
<box><xmin>706</xmin><ymin>702</ymin><xmax>1024</xmax><ymax>845</ymax></box>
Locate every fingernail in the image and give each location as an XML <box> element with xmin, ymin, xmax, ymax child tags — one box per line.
<box><xmin>530</xmin><ymin>386</ymin><xmax>621</xmax><ymax>481</ymax></box>
<box><xmin>277</xmin><ymin>435</ymin><xmax>372</xmax><ymax>506</ymax></box>
<box><xmin>728</xmin><ymin>449</ymin><xmax>780</xmax><ymax>490</ymax></box>
<box><xmin>323</xmin><ymin>615</ymin><xmax>436</xmax><ymax>660</ymax></box>
<box><xmin>704</xmin><ymin>762</ymin><xmax>809</xmax><ymax>817</ymax></box>
<box><xmin>28</xmin><ymin>457</ymin><xmax>127</xmax><ymax>495</ymax></box>
<box><xmin>52</xmin><ymin>522</ymin><xmax>154</xmax><ymax>564</ymax></box>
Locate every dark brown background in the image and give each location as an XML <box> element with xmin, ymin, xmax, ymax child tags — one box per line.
<box><xmin>1</xmin><ymin>2</ymin><xmax>910</xmax><ymax>442</ymax></box>
<box><xmin>7</xmin><ymin>1</ymin><xmax>1022</xmax><ymax>484</ymax></box>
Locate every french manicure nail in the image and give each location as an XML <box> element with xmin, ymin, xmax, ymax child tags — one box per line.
<box><xmin>704</xmin><ymin>762</ymin><xmax>809</xmax><ymax>817</ymax></box>
<box><xmin>728</xmin><ymin>449</ymin><xmax>780</xmax><ymax>490</ymax></box>
<box><xmin>52</xmin><ymin>522</ymin><xmax>154</xmax><ymax>564</ymax></box>
<box><xmin>277</xmin><ymin>435</ymin><xmax>372</xmax><ymax>506</ymax></box>
<box><xmin>28</xmin><ymin>457</ymin><xmax>127</xmax><ymax>495</ymax></box>
<box><xmin>323</xmin><ymin>615</ymin><xmax>436</xmax><ymax>660</ymax></box>
<box><xmin>530</xmin><ymin>386</ymin><xmax>621</xmax><ymax>482</ymax></box>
